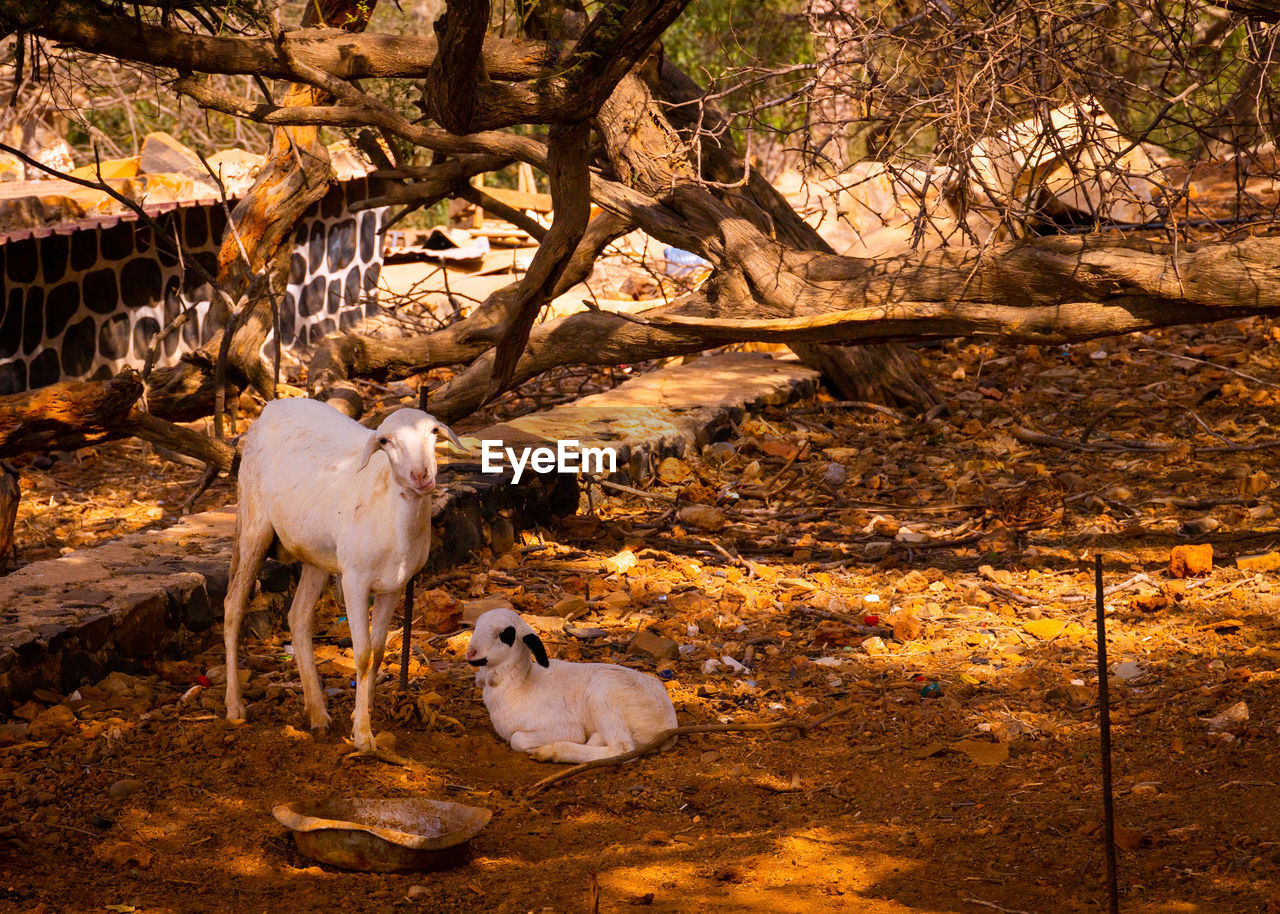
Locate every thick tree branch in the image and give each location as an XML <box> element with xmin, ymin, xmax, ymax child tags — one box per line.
<box><xmin>423</xmin><ymin>0</ymin><xmax>492</xmax><ymax>133</ymax></box>
<box><xmin>307</xmin><ymin>209</ymin><xmax>631</xmax><ymax>411</ymax></box>
<box><xmin>456</xmin><ymin>184</ymin><xmax>549</xmax><ymax>242</ymax></box>
<box><xmin>0</xmin><ymin>0</ymin><xmax>558</xmax><ymax>81</ymax></box>
<box><xmin>0</xmin><ymin>374</ymin><xmax>144</xmax><ymax>457</ymax></box>
<box><xmin>149</xmin><ymin>0</ymin><xmax>377</xmax><ymax>423</ymax></box>
<box><xmin>483</xmin><ymin>120</ymin><xmax>593</xmax><ymax>396</ymax></box>
<box><xmin>566</xmin><ymin>0</ymin><xmax>692</xmax><ymax>109</ymax></box>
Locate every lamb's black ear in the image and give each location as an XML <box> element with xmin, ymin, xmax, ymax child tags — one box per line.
<box><xmin>499</xmin><ymin>626</ymin><xmax>516</xmax><ymax>646</ymax></box>
<box><xmin>522</xmin><ymin>633</ymin><xmax>549</xmax><ymax>667</ymax></box>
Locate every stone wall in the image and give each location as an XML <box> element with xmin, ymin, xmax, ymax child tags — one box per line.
<box><xmin>0</xmin><ymin>177</ymin><xmax>384</xmax><ymax>395</ymax></box>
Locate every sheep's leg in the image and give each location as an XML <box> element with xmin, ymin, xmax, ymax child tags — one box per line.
<box><xmin>358</xmin><ymin>590</ymin><xmax>399</xmax><ymax>748</ymax></box>
<box><xmin>526</xmin><ymin>712</ymin><xmax>640</xmax><ymax>762</ymax></box>
<box><xmin>528</xmin><ymin>739</ymin><xmax>634</xmax><ymax>764</ymax></box>
<box><xmin>288</xmin><ymin>564</ymin><xmax>331</xmax><ymax>735</ymax></box>
<box><xmin>342</xmin><ymin>573</ymin><xmax>382</xmax><ymax>754</ymax></box>
<box><xmin>223</xmin><ymin>509</ymin><xmax>273</xmax><ymax>722</ymax></box>
<box><xmin>367</xmin><ymin>591</ymin><xmax>398</xmax><ymax>686</ymax></box>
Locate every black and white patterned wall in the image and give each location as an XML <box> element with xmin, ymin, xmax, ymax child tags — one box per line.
<box><xmin>0</xmin><ymin>177</ymin><xmax>385</xmax><ymax>395</ymax></box>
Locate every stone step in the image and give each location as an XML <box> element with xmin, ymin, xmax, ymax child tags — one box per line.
<box><xmin>0</xmin><ymin>352</ymin><xmax>818</xmax><ymax>711</ymax></box>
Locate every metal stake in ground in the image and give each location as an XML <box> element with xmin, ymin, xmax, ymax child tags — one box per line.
<box><xmin>1095</xmin><ymin>554</ymin><xmax>1120</xmax><ymax>913</ymax></box>
<box><xmin>400</xmin><ymin>574</ymin><xmax>416</xmax><ymax>693</ymax></box>
<box><xmin>398</xmin><ymin>383</ymin><xmax>431</xmax><ymax>693</ymax></box>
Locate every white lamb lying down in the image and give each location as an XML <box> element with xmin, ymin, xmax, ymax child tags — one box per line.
<box><xmin>466</xmin><ymin>608</ymin><xmax>678</xmax><ymax>763</ymax></box>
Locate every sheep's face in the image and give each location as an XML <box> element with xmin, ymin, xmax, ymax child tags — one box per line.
<box><xmin>359</xmin><ymin>408</ymin><xmax>465</xmax><ymax>496</ymax></box>
<box><xmin>466</xmin><ymin>608</ymin><xmax>550</xmax><ymax>669</ymax></box>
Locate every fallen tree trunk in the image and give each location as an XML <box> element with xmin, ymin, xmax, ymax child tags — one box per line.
<box><xmin>0</xmin><ymin>371</ymin><xmax>236</xmax><ymax>470</ymax></box>
<box><xmin>641</xmin><ymin>234</ymin><xmax>1280</xmax><ymax>345</ymax></box>
<box><xmin>422</xmin><ymin>231</ymin><xmax>1280</xmax><ymax>418</ymax></box>
<box><xmin>0</xmin><ymin>373</ymin><xmax>144</xmax><ymax>456</ymax></box>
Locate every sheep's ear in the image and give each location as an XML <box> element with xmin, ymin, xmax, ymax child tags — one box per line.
<box><xmin>498</xmin><ymin>626</ymin><xmax>516</xmax><ymax>647</ymax></box>
<box><xmin>434</xmin><ymin>421</ymin><xmax>469</xmax><ymax>455</ymax></box>
<box><xmin>357</xmin><ymin>431</ymin><xmax>382</xmax><ymax>472</ymax></box>
<box><xmin>522</xmin><ymin>632</ymin><xmax>550</xmax><ymax>668</ymax></box>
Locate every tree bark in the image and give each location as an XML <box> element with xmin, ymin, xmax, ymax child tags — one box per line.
<box><xmin>0</xmin><ymin>1</ymin><xmax>559</xmax><ymax>80</ymax></box>
<box><xmin>124</xmin><ymin>412</ymin><xmax>236</xmax><ymax>472</ymax></box>
<box><xmin>0</xmin><ymin>373</ymin><xmax>143</xmax><ymax>456</ymax></box>
<box><xmin>0</xmin><ymin>462</ymin><xmax>16</xmax><ymax>572</ymax></box>
<box><xmin>0</xmin><ymin>371</ymin><xmax>236</xmax><ymax>469</ymax></box>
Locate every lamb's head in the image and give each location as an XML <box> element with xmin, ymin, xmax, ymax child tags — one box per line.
<box><xmin>358</xmin><ymin>408</ymin><xmax>464</xmax><ymax>496</ymax></box>
<box><xmin>466</xmin><ymin>608</ymin><xmax>549</xmax><ymax>671</ymax></box>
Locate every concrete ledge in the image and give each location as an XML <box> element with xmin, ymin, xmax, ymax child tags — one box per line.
<box><xmin>0</xmin><ymin>352</ymin><xmax>818</xmax><ymax>711</ymax></box>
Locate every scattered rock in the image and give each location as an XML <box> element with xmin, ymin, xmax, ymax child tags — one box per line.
<box><xmin>952</xmin><ymin>740</ymin><xmax>1009</xmax><ymax>766</ymax></box>
<box><xmin>93</xmin><ymin>841</ymin><xmax>153</xmax><ymax>870</ymax></box>
<box><xmin>419</xmin><ymin>589</ymin><xmax>462</xmax><ymax>633</ymax></box>
<box><xmin>1023</xmin><ymin>619</ymin><xmax>1066</xmax><ymax>640</ymax></box>
<box><xmin>28</xmin><ymin>705</ymin><xmax>77</xmax><ymax>740</ymax></box>
<box><xmin>1235</xmin><ymin>551</ymin><xmax>1280</xmax><ymax>573</ymax></box>
<box><xmin>603</xmin><ymin>549</ymin><xmax>639</xmax><ymax>576</ymax></box>
<box><xmin>702</xmin><ymin>442</ymin><xmax>736</xmax><ymax>464</ymax></box>
<box><xmin>861</xmin><ymin>636</ymin><xmax>888</xmax><ymax>656</ymax></box>
<box><xmin>1132</xmin><ymin>590</ymin><xmax>1169</xmax><ymax>612</ymax></box>
<box><xmin>406</xmin><ymin>885</ymin><xmax>430</xmax><ymax>900</ymax></box>
<box><xmin>631</xmin><ymin>629</ymin><xmax>679</xmax><ymax>661</ymax></box>
<box><xmin>1201</xmin><ymin>701</ymin><xmax>1248</xmax><ymax>732</ymax></box>
<box><xmin>820</xmin><ymin>463</ymin><xmax>847</xmax><ymax>487</ymax></box>
<box><xmin>813</xmin><ymin>621</ymin><xmax>861</xmax><ymax>647</ymax></box>
<box><xmin>1112</xmin><ymin>661</ymin><xmax>1144</xmax><ymax>681</ymax></box>
<box><xmin>890</xmin><ymin>612</ymin><xmax>923</xmax><ymax>641</ymax></box>
<box><xmin>461</xmin><ymin>596</ymin><xmax>515</xmax><ymax>624</ymax></box>
<box><xmin>895</xmin><ymin>570</ymin><xmax>929</xmax><ymax>594</ymax></box>
<box><xmin>565</xmin><ymin>624</ymin><xmax>607</xmax><ymax>640</ymax></box>
<box><xmin>1169</xmin><ymin>544</ymin><xmax>1213</xmax><ymax>578</ymax></box>
<box><xmin>595</xmin><ymin>591</ymin><xmax>631</xmax><ymax>615</ymax></box>
<box><xmin>559</xmin><ymin>514</ymin><xmax>602</xmax><ymax>538</ymax></box>
<box><xmin>11</xmin><ymin>702</ymin><xmax>41</xmax><ymax>722</ymax></box>
<box><xmin>865</xmin><ymin>515</ymin><xmax>899</xmax><ymax>537</ymax></box>
<box><xmin>550</xmin><ymin>595</ymin><xmax>589</xmax><ymax>617</ymax></box>
<box><xmin>107</xmin><ymin>780</ymin><xmax>144</xmax><ymax>800</ymax></box>
<box><xmin>1243</xmin><ymin>469</ymin><xmax>1271</xmax><ymax>496</ymax></box>
<box><xmin>990</xmin><ymin>713</ymin><xmax>1036</xmax><ymax>743</ymax></box>
<box><xmin>657</xmin><ymin>458</ymin><xmax>693</xmax><ymax>485</ymax></box>
<box><xmin>1178</xmin><ymin>516</ymin><xmax>1219</xmax><ymax>537</ymax></box>
<box><xmin>713</xmin><ymin>865</ymin><xmax>745</xmax><ymax>883</ymax></box>
<box><xmin>677</xmin><ymin>504</ymin><xmax>727</xmax><ymax>532</ymax></box>
<box><xmin>1113</xmin><ymin>824</ymin><xmax>1147</xmax><ymax>851</ymax></box>
<box><xmin>0</xmin><ymin>722</ymin><xmax>30</xmax><ymax>746</ymax></box>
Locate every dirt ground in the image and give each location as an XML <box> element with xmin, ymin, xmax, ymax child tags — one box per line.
<box><xmin>3</xmin><ymin>319</ymin><xmax>1280</xmax><ymax>913</ymax></box>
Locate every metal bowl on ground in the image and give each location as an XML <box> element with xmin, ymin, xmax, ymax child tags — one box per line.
<box><xmin>273</xmin><ymin>798</ymin><xmax>492</xmax><ymax>873</ymax></box>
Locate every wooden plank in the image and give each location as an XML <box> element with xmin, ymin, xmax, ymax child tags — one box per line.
<box><xmin>481</xmin><ymin>185</ymin><xmax>554</xmax><ymax>213</ymax></box>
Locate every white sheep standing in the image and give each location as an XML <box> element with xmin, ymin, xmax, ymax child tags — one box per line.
<box><xmin>466</xmin><ymin>608</ymin><xmax>678</xmax><ymax>762</ymax></box>
<box><xmin>223</xmin><ymin>397</ymin><xmax>463</xmax><ymax>753</ymax></box>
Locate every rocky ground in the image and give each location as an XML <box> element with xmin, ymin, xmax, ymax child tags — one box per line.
<box><xmin>3</xmin><ymin>319</ymin><xmax>1280</xmax><ymax>913</ymax></box>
